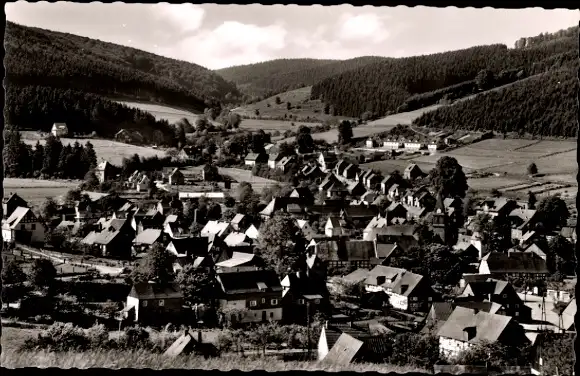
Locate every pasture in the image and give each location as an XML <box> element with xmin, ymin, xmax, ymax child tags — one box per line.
<box><xmin>239</xmin><ymin>118</ymin><xmax>322</xmax><ymax>133</ymax></box>
<box><xmin>116</xmin><ymin>100</ymin><xmax>200</xmax><ymax>125</ymax></box>
<box><xmin>184</xmin><ymin>166</ymin><xmax>279</xmax><ymax>193</ymax></box>
<box><xmin>278</xmin><ymin>104</ymin><xmax>443</xmax><ymax>144</ymax></box>
<box><xmin>5</xmin><ymin>178</ymin><xmax>80</xmax><ymax>208</ymax></box>
<box><xmin>232</xmin><ymin>86</ymin><xmax>353</xmax><ymax>123</ymax></box>
<box><xmin>20</xmin><ymin>133</ymin><xmax>167</xmax><ymax>166</ymax></box>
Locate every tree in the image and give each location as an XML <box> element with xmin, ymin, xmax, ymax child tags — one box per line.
<box><xmin>527</xmin><ymin>162</ymin><xmax>538</xmax><ymax>175</ymax></box>
<box><xmin>454</xmin><ymin>340</ymin><xmax>532</xmax><ymax>367</ymax></box>
<box><xmin>174</xmin><ymin>123</ymin><xmax>187</xmax><ymax>148</ymax></box>
<box><xmin>195</xmin><ymin>116</ymin><xmax>209</xmax><ymax>132</ymax></box>
<box><xmin>429</xmin><ymin>156</ymin><xmax>468</xmax><ymax>199</ymax></box>
<box><xmin>388</xmin><ymin>333</ymin><xmax>441</xmax><ymax>368</ymax></box>
<box><xmin>275</xmin><ymin>96</ymin><xmax>282</xmax><ymax>105</ymax></box>
<box><xmin>2</xmin><ymin>259</ymin><xmax>27</xmax><ymax>285</ymax></box>
<box><xmin>286</xmin><ymin>102</ymin><xmax>292</xmax><ymax>110</ymax></box>
<box><xmin>28</xmin><ymin>259</ymin><xmax>57</xmax><ymax>289</ymax></box>
<box><xmin>527</xmin><ymin>191</ymin><xmax>537</xmax><ymax>209</ymax></box>
<box><xmin>536</xmin><ymin>196</ymin><xmax>570</xmax><ymax>231</ymax></box>
<box><xmin>296</xmin><ymin>125</ymin><xmax>314</xmax><ymax>154</ymax></box>
<box><xmin>254</xmin><ymin>109</ymin><xmax>260</xmax><ymax>116</ymax></box>
<box><xmin>40</xmin><ymin>197</ymin><xmax>59</xmax><ymax>222</ymax></box>
<box><xmin>131</xmin><ymin>243</ymin><xmax>175</xmax><ymax>285</ymax></box>
<box><xmin>475</xmin><ymin>69</ymin><xmax>495</xmax><ymax>91</ymax></box>
<box><xmin>83</xmin><ymin>171</ymin><xmax>100</xmax><ymax>190</ymax></box>
<box><xmin>337</xmin><ymin>120</ymin><xmax>353</xmax><ymax>145</ymax></box>
<box><xmin>256</xmin><ymin>211</ymin><xmax>306</xmax><ymax>275</ymax></box>
<box><xmin>175</xmin><ymin>264</ymin><xmax>215</xmax><ymax>306</ymax></box>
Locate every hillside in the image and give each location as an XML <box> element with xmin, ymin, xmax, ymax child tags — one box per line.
<box><xmin>217</xmin><ymin>56</ymin><xmax>387</xmax><ymax>98</ymax></box>
<box><xmin>412</xmin><ymin>63</ymin><xmax>579</xmax><ymax>138</ymax></box>
<box><xmin>4</xmin><ymin>21</ymin><xmax>242</xmax><ymax>112</ymax></box>
<box><xmin>231</xmin><ymin>86</ymin><xmax>355</xmax><ymax>123</ymax></box>
<box><xmin>311</xmin><ymin>27</ymin><xmax>578</xmax><ymax>119</ymax></box>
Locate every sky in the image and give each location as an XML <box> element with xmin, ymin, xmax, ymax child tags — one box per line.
<box><xmin>5</xmin><ymin>2</ymin><xmax>579</xmax><ymax>70</ymax></box>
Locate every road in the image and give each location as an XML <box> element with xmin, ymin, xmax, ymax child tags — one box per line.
<box><xmin>17</xmin><ymin>245</ymin><xmax>123</xmax><ymax>276</ymax></box>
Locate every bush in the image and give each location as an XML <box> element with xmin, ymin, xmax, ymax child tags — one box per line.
<box><xmin>21</xmin><ymin>322</ymin><xmax>90</xmax><ymax>351</ymax></box>
<box><xmin>86</xmin><ymin>323</ymin><xmax>109</xmax><ymax>347</ymax></box>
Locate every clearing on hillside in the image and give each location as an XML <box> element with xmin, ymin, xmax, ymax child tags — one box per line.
<box><xmin>232</xmin><ymin>86</ymin><xmax>353</xmax><ymax>123</ymax></box>
<box><xmin>21</xmin><ymin>133</ymin><xmax>166</xmax><ymax>166</ymax></box>
<box><xmin>237</xmin><ymin>119</ymin><xmax>322</xmax><ymax>132</ymax></box>
<box><xmin>117</xmin><ymin>100</ymin><xmax>201</xmax><ymax>125</ymax></box>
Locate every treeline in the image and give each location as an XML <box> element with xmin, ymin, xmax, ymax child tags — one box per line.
<box><xmin>4</xmin><ymin>85</ymin><xmax>176</xmax><ymax>145</ymax></box>
<box><xmin>514</xmin><ymin>25</ymin><xmax>578</xmax><ymax>49</ymax></box>
<box><xmin>5</xmin><ymin>22</ymin><xmax>238</xmax><ymax>110</ymax></box>
<box><xmin>412</xmin><ymin>64</ymin><xmax>579</xmax><ymax>138</ymax></box>
<box><xmin>217</xmin><ymin>56</ymin><xmax>386</xmax><ymax>99</ymax></box>
<box><xmin>4</xmin><ymin>128</ymin><xmax>97</xmax><ymax>179</ymax></box>
<box><xmin>311</xmin><ymin>32</ymin><xmax>577</xmax><ymax>117</ymax></box>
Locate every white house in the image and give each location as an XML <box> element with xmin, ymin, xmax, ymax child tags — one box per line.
<box><xmin>136</xmin><ymin>175</ymin><xmax>150</xmax><ymax>192</ymax></box>
<box><xmin>2</xmin><ymin>206</ymin><xmax>45</xmax><ymax>244</ymax></box>
<box><xmin>51</xmin><ymin>123</ymin><xmax>68</xmax><ymax>137</ymax></box>
<box><xmin>383</xmin><ymin>139</ymin><xmax>403</xmax><ymax>150</ymax></box>
<box><xmin>297</xmin><ymin>219</ymin><xmax>317</xmax><ymax>239</ymax></box>
<box><xmin>404</xmin><ymin>140</ymin><xmax>424</xmax><ymax>150</ymax></box>
<box><xmin>427</xmin><ymin>142</ymin><xmax>438</xmax><ymax>152</ymax></box>
<box><xmin>325</xmin><ymin>217</ymin><xmax>343</xmax><ymax>237</ymax></box>
<box><xmin>366</xmin><ymin>138</ymin><xmax>377</xmax><ymax>148</ymax></box>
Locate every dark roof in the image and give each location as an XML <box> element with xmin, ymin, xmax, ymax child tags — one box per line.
<box><xmin>343</xmin><ymin>241</ymin><xmax>375</xmax><ymax>261</ymax></box>
<box><xmin>342</xmin><ymin>206</ymin><xmax>376</xmax><ymax>218</ymax></box>
<box><xmin>168</xmin><ymin>237</ymin><xmax>209</xmax><ymax>257</ymax></box>
<box><xmin>375</xmin><ymin>243</ymin><xmax>397</xmax><ymax>259</ymax></box>
<box><xmin>482</xmin><ymin>251</ymin><xmax>549</xmax><ymax>274</ymax></box>
<box><xmin>437</xmin><ymin>306</ymin><xmax>515</xmax><ymax>344</ymax></box>
<box><xmin>129</xmin><ymin>282</ymin><xmax>183</xmax><ymax>300</ymax></box>
<box><xmin>217</xmin><ymin>269</ymin><xmax>282</xmax><ymax>295</ymax></box>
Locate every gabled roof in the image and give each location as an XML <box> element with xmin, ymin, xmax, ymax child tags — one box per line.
<box><xmin>2</xmin><ymin>193</ymin><xmax>27</xmax><ymax>205</ymax></box>
<box><xmin>231</xmin><ymin>213</ymin><xmax>245</xmax><ymax>224</ymax></box>
<box><xmin>133</xmin><ymin>228</ymin><xmax>162</xmax><ymax>245</ymax></box>
<box><xmin>5</xmin><ymin>207</ymin><xmax>36</xmax><ymax>228</ymax></box>
<box><xmin>481</xmin><ymin>251</ymin><xmax>548</xmax><ymax>274</ymax></box>
<box><xmin>217</xmin><ymin>268</ymin><xmax>282</xmax><ymax>295</ymax></box>
<box><xmin>323</xmin><ymin>333</ymin><xmax>364</xmax><ymax>365</ymax></box>
<box><xmin>363</xmin><ymin>265</ymin><xmax>425</xmax><ymax>296</ymax></box>
<box><xmin>224</xmin><ymin>232</ymin><xmax>250</xmax><ymax>247</ymax></box>
<box><xmin>129</xmin><ymin>282</ymin><xmax>183</xmax><ymax>300</ymax></box>
<box><xmin>437</xmin><ymin>306</ymin><xmax>515</xmax><ymax>344</ymax></box>
<box><xmin>96</xmin><ymin>160</ymin><xmax>112</xmax><ymax>171</ymax></box>
<box><xmin>342</xmin><ymin>206</ymin><xmax>376</xmax><ymax>218</ymax></box>
<box><xmin>404</xmin><ymin>163</ymin><xmax>421</xmax><ymax>173</ymax></box>
<box><xmin>245</xmin><ymin>152</ymin><xmax>265</xmax><ymax>161</ymax></box>
<box><xmin>245</xmin><ymin>224</ymin><xmax>260</xmax><ymax>239</ymax></box>
<box><xmin>343</xmin><ymin>241</ymin><xmax>375</xmax><ymax>261</ymax></box>
<box><xmin>201</xmin><ymin>220</ymin><xmax>230</xmax><ymax>237</ymax></box>
<box><xmin>216</xmin><ymin>252</ymin><xmax>256</xmax><ymax>268</ymax></box>
<box><xmin>167</xmin><ymin>236</ymin><xmax>208</xmax><ymax>257</ymax></box>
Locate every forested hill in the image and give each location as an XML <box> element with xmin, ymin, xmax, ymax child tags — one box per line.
<box><xmin>216</xmin><ymin>56</ymin><xmax>387</xmax><ymax>99</ymax></box>
<box><xmin>4</xmin><ymin>21</ymin><xmax>242</xmax><ymax>111</ymax></box>
<box><xmin>310</xmin><ymin>29</ymin><xmax>577</xmax><ymax>118</ymax></box>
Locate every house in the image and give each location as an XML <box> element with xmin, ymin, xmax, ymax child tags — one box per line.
<box><xmin>477</xmin><ymin>197</ymin><xmax>518</xmax><ymax>219</ymax></box>
<box><xmin>343</xmin><ymin>164</ymin><xmax>360</xmax><ymax>180</ymax></box>
<box><xmin>223</xmin><ymin>232</ymin><xmax>252</xmax><ymax>248</ymax></box>
<box><xmin>458</xmin><ymin>278</ymin><xmax>532</xmax><ymax>321</ymax></box>
<box><xmin>325</xmin><ymin>217</ymin><xmax>345</xmax><ymax>237</ymax></box>
<box><xmin>403</xmin><ymin>164</ymin><xmax>423</xmax><ymax>180</ymax></box>
<box><xmin>177</xmin><ymin>146</ymin><xmax>198</xmax><ymax>162</ymax></box>
<box><xmin>132</xmin><ymin>228</ymin><xmax>163</xmax><ymax>253</ymax></box>
<box><xmin>508</xmin><ymin>207</ymin><xmax>539</xmax><ymax>240</ymax></box>
<box><xmin>51</xmin><ymin>122</ymin><xmax>68</xmax><ymax>137</ymax></box>
<box><xmin>297</xmin><ymin>219</ymin><xmax>317</xmax><ymax>239</ymax></box>
<box><xmin>437</xmin><ymin>306</ymin><xmax>529</xmax><ymax>359</ymax></box>
<box><xmin>523</xmin><ymin>242</ymin><xmax>547</xmax><ymax>261</ymax></box>
<box><xmin>387</xmin><ymin>184</ymin><xmax>403</xmax><ymax>201</ymax></box>
<box><xmin>268</xmin><ymin>153</ymin><xmax>283</xmax><ymax>169</ymax></box>
<box><xmin>244</xmin><ymin>224</ymin><xmax>260</xmax><ymax>240</ymax></box>
<box><xmin>301</xmin><ymin>165</ymin><xmax>325</xmax><ymax>180</ymax></box>
<box><xmin>560</xmin><ymin>226</ymin><xmax>576</xmax><ymax>243</ymax></box>
<box><xmin>319</xmin><ymin>173</ymin><xmax>341</xmax><ymax>192</ymax></box>
<box><xmin>478</xmin><ymin>251</ymin><xmax>549</xmax><ymax>279</ymax></box>
<box><xmin>165</xmin><ymin>168</ymin><xmax>184</xmax><ymax>186</ymax></box>
<box><xmin>341</xmin><ymin>206</ymin><xmax>377</xmax><ymax>224</ymax></box>
<box><xmin>289</xmin><ymin>187</ymin><xmax>315</xmax><ymax>205</ymax></box>
<box><xmin>366</xmin><ymin>138</ymin><xmax>377</xmax><ymax>148</ymax></box>
<box><xmin>383</xmin><ymin>138</ymin><xmax>403</xmax><ymax>150</ymax></box>
<box><xmin>318</xmin><ymin>152</ymin><xmax>338</xmax><ymax>172</ymax></box>
<box><xmin>277</xmin><ymin>156</ymin><xmax>296</xmax><ymax>173</ymax></box>
<box><xmin>404</xmin><ymin>139</ymin><xmax>425</xmax><ymax>150</ymax></box>
<box><xmin>356</xmin><ymin>169</ymin><xmax>374</xmax><ymax>186</ymax></box>
<box><xmin>95</xmin><ymin>160</ymin><xmax>115</xmax><ymax>183</ymax></box>
<box><xmin>166</xmin><ymin>236</ymin><xmax>209</xmax><ymax>259</ymax></box>
<box><xmin>178</xmin><ymin>192</ymin><xmax>226</xmax><ymax>201</ymax></box>
<box><xmin>360</xmin><ymin>265</ymin><xmax>436</xmax><ymax>312</ymax></box>
<box><xmin>230</xmin><ymin>214</ymin><xmax>250</xmax><ymax>232</ymax></box>
<box><xmin>123</xmin><ymin>282</ymin><xmax>184</xmax><ymax>324</ymax></box>
<box><xmin>200</xmin><ymin>221</ymin><xmax>231</xmax><ymax>239</ymax></box>
<box><xmin>321</xmin><ymin>330</ymin><xmax>390</xmax><ymax>365</ymax></box>
<box><xmin>380</xmin><ymin>175</ymin><xmax>398</xmax><ymax>195</ymax></box>
<box><xmin>2</xmin><ymin>193</ymin><xmax>29</xmax><ymax>220</ymax></box>
<box><xmin>244</xmin><ymin>152</ymin><xmax>267</xmax><ymax>166</ymax></box>
<box><xmin>201</xmin><ymin>164</ymin><xmax>219</xmax><ymax>181</ymax></box>
<box><xmin>346</xmin><ymin>181</ymin><xmax>367</xmax><ymax>198</ymax></box>
<box><xmin>365</xmin><ymin>174</ymin><xmax>383</xmax><ymax>190</ymax></box>
<box><xmin>2</xmin><ymin>207</ymin><xmax>45</xmax><ymax>245</ymax></box>
<box><xmin>81</xmin><ymin>222</ymin><xmax>134</xmax><ymax>259</ymax></box>
<box><xmin>136</xmin><ymin>175</ymin><xmax>150</xmax><ymax>192</ymax></box>
<box><xmin>281</xmin><ymin>270</ymin><xmax>329</xmax><ymax>325</ymax></box>
<box><xmin>215</xmin><ymin>268</ymin><xmax>283</xmax><ymax>324</ymax></box>
<box><xmin>427</xmin><ymin>141</ymin><xmax>439</xmax><ymax>152</ymax></box>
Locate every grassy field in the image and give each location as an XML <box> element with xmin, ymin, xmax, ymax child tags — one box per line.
<box><xmin>184</xmin><ymin>166</ymin><xmax>279</xmax><ymax>193</ymax></box>
<box><xmin>0</xmin><ymin>348</ymin><xmax>424</xmax><ymax>372</ymax></box>
<box><xmin>238</xmin><ymin>118</ymin><xmax>322</xmax><ymax>132</ymax></box>
<box><xmin>278</xmin><ymin>104</ymin><xmax>443</xmax><ymax>144</ymax></box>
<box><xmin>21</xmin><ymin>132</ymin><xmax>167</xmax><ymax>165</ymax></box>
<box><xmin>232</xmin><ymin>86</ymin><xmax>354</xmax><ymax>123</ymax></box>
<box><xmin>117</xmin><ymin>100</ymin><xmax>201</xmax><ymax>125</ymax></box>
<box><xmin>5</xmin><ymin>178</ymin><xmax>80</xmax><ymax>208</ymax></box>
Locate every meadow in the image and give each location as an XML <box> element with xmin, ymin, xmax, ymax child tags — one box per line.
<box><xmin>5</xmin><ymin>178</ymin><xmax>80</xmax><ymax>208</ymax></box>
<box><xmin>116</xmin><ymin>100</ymin><xmax>201</xmax><ymax>125</ymax></box>
<box><xmin>21</xmin><ymin>132</ymin><xmax>167</xmax><ymax>166</ymax></box>
<box><xmin>0</xmin><ymin>327</ymin><xmax>423</xmax><ymax>372</ymax></box>
<box><xmin>184</xmin><ymin>166</ymin><xmax>279</xmax><ymax>193</ymax></box>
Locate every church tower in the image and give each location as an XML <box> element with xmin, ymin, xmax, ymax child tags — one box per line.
<box><xmin>431</xmin><ymin>191</ymin><xmax>449</xmax><ymax>245</ymax></box>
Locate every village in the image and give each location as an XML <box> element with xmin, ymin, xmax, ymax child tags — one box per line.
<box><xmin>2</xmin><ymin>123</ymin><xmax>576</xmax><ymax>375</ymax></box>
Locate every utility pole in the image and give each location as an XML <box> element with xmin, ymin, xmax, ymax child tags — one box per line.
<box><xmin>307</xmin><ymin>300</ymin><xmax>311</xmax><ymax>359</ymax></box>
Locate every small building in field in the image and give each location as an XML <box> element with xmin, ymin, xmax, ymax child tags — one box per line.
<box><xmin>383</xmin><ymin>139</ymin><xmax>403</xmax><ymax>150</ymax></box>
<box><xmin>244</xmin><ymin>152</ymin><xmax>267</xmax><ymax>166</ymax></box>
<box><xmin>366</xmin><ymin>138</ymin><xmax>377</xmax><ymax>148</ymax></box>
<box><xmin>403</xmin><ymin>163</ymin><xmax>423</xmax><ymax>181</ymax></box>
<box><xmin>95</xmin><ymin>160</ymin><xmax>115</xmax><ymax>183</ymax></box>
<box><xmin>51</xmin><ymin>122</ymin><xmax>68</xmax><ymax>137</ymax></box>
<box><xmin>201</xmin><ymin>164</ymin><xmax>219</xmax><ymax>181</ymax></box>
<box><xmin>123</xmin><ymin>282</ymin><xmax>184</xmax><ymax>324</ymax></box>
<box><xmin>166</xmin><ymin>168</ymin><xmax>185</xmax><ymax>186</ymax></box>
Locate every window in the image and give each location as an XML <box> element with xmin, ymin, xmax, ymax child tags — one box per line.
<box><xmin>412</xmin><ymin>297</ymin><xmax>418</xmax><ymax>301</ymax></box>
<box><xmin>270</xmin><ymin>312</ymin><xmax>274</xmax><ymax>318</ymax></box>
<box><xmin>298</xmin><ymin>299</ymin><xmax>305</xmax><ymax>305</ymax></box>
<box><xmin>515</xmin><ymin>312</ymin><xmax>519</xmax><ymax>317</ymax></box>
<box><xmin>250</xmin><ymin>300</ymin><xmax>257</xmax><ymax>307</ymax></box>
<box><xmin>506</xmin><ymin>304</ymin><xmax>510</xmax><ymax>308</ymax></box>
<box><xmin>515</xmin><ymin>304</ymin><xmax>519</xmax><ymax>308</ymax></box>
<box><xmin>31</xmin><ymin>223</ymin><xmax>36</xmax><ymax>230</ymax></box>
<box><xmin>314</xmin><ymin>299</ymin><xmax>320</xmax><ymax>304</ymax></box>
<box><xmin>261</xmin><ymin>298</ymin><xmax>266</xmax><ymax>304</ymax></box>
<box><xmin>271</xmin><ymin>299</ymin><xmax>278</xmax><ymax>306</ymax></box>
<box><xmin>428</xmin><ymin>297</ymin><xmax>433</xmax><ymax>302</ymax></box>
<box><xmin>158</xmin><ymin>299</ymin><xmax>165</xmax><ymax>307</ymax></box>
<box><xmin>142</xmin><ymin>301</ymin><xmax>148</xmax><ymax>307</ymax></box>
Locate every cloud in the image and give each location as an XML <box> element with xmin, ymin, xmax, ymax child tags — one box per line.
<box><xmin>336</xmin><ymin>13</ymin><xmax>390</xmax><ymax>44</ymax></box>
<box><xmin>153</xmin><ymin>3</ymin><xmax>206</xmax><ymax>34</ymax></box>
<box><xmin>167</xmin><ymin>21</ymin><xmax>288</xmax><ymax>69</ymax></box>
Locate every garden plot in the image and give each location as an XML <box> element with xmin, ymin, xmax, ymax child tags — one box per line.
<box><xmin>468</xmin><ymin>138</ymin><xmax>539</xmax><ymax>151</ymax></box>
